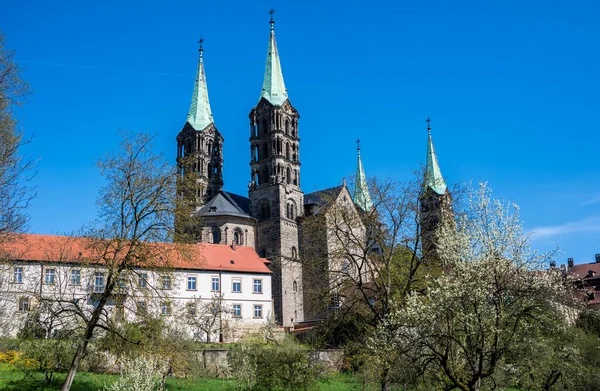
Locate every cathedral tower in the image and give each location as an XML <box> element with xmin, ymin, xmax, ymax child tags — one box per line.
<box><xmin>248</xmin><ymin>11</ymin><xmax>304</xmax><ymax>326</ymax></box>
<box><xmin>176</xmin><ymin>39</ymin><xmax>224</xmax><ymax>208</ymax></box>
<box><xmin>419</xmin><ymin>118</ymin><xmax>453</xmax><ymax>261</ymax></box>
<box><xmin>354</xmin><ymin>139</ymin><xmax>373</xmax><ymax>211</ymax></box>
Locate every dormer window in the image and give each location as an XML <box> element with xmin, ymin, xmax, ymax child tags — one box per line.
<box><xmin>209</xmin><ymin>206</ymin><xmax>217</xmax><ymax>212</ymax></box>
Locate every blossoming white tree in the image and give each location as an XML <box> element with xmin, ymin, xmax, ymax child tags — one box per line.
<box><xmin>372</xmin><ymin>182</ymin><xmax>571</xmax><ymax>391</ymax></box>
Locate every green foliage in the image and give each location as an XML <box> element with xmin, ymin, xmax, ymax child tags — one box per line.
<box><xmin>98</xmin><ymin>318</ymin><xmax>197</xmax><ymax>378</ymax></box>
<box><xmin>104</xmin><ymin>356</ymin><xmax>164</xmax><ymax>391</ymax></box>
<box><xmin>575</xmin><ymin>310</ymin><xmax>600</xmax><ymax>337</ymax></box>
<box><xmin>228</xmin><ymin>337</ymin><xmax>321</xmax><ymax>391</ymax></box>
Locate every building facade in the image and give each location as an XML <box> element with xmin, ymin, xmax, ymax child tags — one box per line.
<box><xmin>174</xmin><ymin>16</ymin><xmax>451</xmax><ymax>327</ymax></box>
<box><xmin>0</xmin><ymin>234</ymin><xmax>273</xmax><ymax>340</ymax></box>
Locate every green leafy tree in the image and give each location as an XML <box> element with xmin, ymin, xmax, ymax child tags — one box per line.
<box><xmin>374</xmin><ymin>183</ymin><xmax>571</xmax><ymax>391</ymax></box>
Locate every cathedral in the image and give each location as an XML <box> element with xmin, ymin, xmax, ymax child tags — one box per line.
<box><xmin>175</xmin><ymin>14</ymin><xmax>451</xmax><ymax>327</ymax></box>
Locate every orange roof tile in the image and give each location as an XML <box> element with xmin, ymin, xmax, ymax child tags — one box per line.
<box><xmin>1</xmin><ymin>234</ymin><xmax>271</xmax><ymax>274</ymax></box>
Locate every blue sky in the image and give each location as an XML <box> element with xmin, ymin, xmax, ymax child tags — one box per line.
<box><xmin>3</xmin><ymin>0</ymin><xmax>599</xmax><ymax>265</ymax></box>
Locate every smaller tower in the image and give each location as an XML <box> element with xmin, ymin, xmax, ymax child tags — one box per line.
<box><xmin>419</xmin><ymin>118</ymin><xmax>453</xmax><ymax>261</ymax></box>
<box><xmin>353</xmin><ymin>138</ymin><xmax>373</xmax><ymax>211</ymax></box>
<box><xmin>176</xmin><ymin>38</ymin><xmax>224</xmax><ymax>208</ymax></box>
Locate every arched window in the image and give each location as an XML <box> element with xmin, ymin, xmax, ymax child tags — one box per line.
<box><xmin>285</xmin><ymin>119</ymin><xmax>291</xmax><ymax>135</ymax></box>
<box><xmin>260</xmin><ymin>143</ymin><xmax>268</xmax><ymax>160</ymax></box>
<box><xmin>251</xmin><ymin>122</ymin><xmax>257</xmax><ymax>137</ymax></box>
<box><xmin>233</xmin><ymin>229</ymin><xmax>243</xmax><ymax>245</ymax></box>
<box><xmin>260</xmin><ymin>118</ymin><xmax>268</xmax><ymax>136</ymax></box>
<box><xmin>293</xmin><ymin>280</ymin><xmax>297</xmax><ymax>292</ymax></box>
<box><xmin>285</xmin><ymin>143</ymin><xmax>291</xmax><ymax>160</ymax></box>
<box><xmin>292</xmin><ymin>246</ymin><xmax>297</xmax><ymax>260</ymax></box>
<box><xmin>212</xmin><ymin>228</ymin><xmax>221</xmax><ymax>244</ymax></box>
<box><xmin>286</xmin><ymin>167</ymin><xmax>291</xmax><ymax>184</ymax></box>
<box><xmin>290</xmin><ymin>203</ymin><xmax>295</xmax><ymax>219</ymax></box>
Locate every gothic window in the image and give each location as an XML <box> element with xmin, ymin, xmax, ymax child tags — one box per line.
<box><xmin>260</xmin><ymin>118</ymin><xmax>268</xmax><ymax>136</ymax></box>
<box><xmin>293</xmin><ymin>280</ymin><xmax>297</xmax><ymax>292</ymax></box>
<box><xmin>260</xmin><ymin>142</ymin><xmax>268</xmax><ymax>161</ymax></box>
<box><xmin>212</xmin><ymin>228</ymin><xmax>221</xmax><ymax>244</ymax></box>
<box><xmin>285</xmin><ymin>119</ymin><xmax>291</xmax><ymax>135</ymax></box>
<box><xmin>286</xmin><ymin>167</ymin><xmax>291</xmax><ymax>184</ymax></box>
<box><xmin>233</xmin><ymin>229</ymin><xmax>244</xmax><ymax>245</ymax></box>
<box><xmin>286</xmin><ymin>143</ymin><xmax>291</xmax><ymax>160</ymax></box>
<box><xmin>292</xmin><ymin>246</ymin><xmax>297</xmax><ymax>260</ymax></box>
<box><xmin>251</xmin><ymin>122</ymin><xmax>257</xmax><ymax>137</ymax></box>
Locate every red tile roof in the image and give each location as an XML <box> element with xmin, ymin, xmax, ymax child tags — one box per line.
<box><xmin>568</xmin><ymin>262</ymin><xmax>600</xmax><ymax>280</ymax></box>
<box><xmin>1</xmin><ymin>234</ymin><xmax>271</xmax><ymax>274</ymax></box>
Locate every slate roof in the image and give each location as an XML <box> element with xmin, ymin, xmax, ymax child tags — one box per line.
<box><xmin>225</xmin><ymin>192</ymin><xmax>250</xmax><ymax>214</ymax></box>
<box><xmin>304</xmin><ymin>186</ymin><xmax>344</xmax><ymax>206</ymax></box>
<box><xmin>3</xmin><ymin>234</ymin><xmax>271</xmax><ymax>274</ymax></box>
<box><xmin>197</xmin><ymin>190</ymin><xmax>253</xmax><ymax>219</ymax></box>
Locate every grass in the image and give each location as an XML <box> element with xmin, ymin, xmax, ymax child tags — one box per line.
<box><xmin>0</xmin><ymin>364</ymin><xmax>522</xmax><ymax>391</ymax></box>
<box><xmin>0</xmin><ymin>363</ymin><xmax>374</xmax><ymax>391</ymax></box>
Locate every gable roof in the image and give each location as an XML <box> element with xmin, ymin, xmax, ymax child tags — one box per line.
<box><xmin>2</xmin><ymin>234</ymin><xmax>271</xmax><ymax>274</ymax></box>
<box><xmin>304</xmin><ymin>186</ymin><xmax>344</xmax><ymax>206</ymax></box>
<box><xmin>197</xmin><ymin>190</ymin><xmax>253</xmax><ymax>219</ymax></box>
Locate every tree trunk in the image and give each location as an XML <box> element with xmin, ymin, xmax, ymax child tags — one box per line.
<box><xmin>61</xmin><ymin>281</ymin><xmax>113</xmax><ymax>391</ymax></box>
<box><xmin>380</xmin><ymin>367</ymin><xmax>391</xmax><ymax>391</ymax></box>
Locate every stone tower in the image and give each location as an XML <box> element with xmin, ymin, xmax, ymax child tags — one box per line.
<box><xmin>419</xmin><ymin>118</ymin><xmax>453</xmax><ymax>261</ymax></box>
<box><xmin>248</xmin><ymin>13</ymin><xmax>304</xmax><ymax>327</ymax></box>
<box><xmin>176</xmin><ymin>40</ymin><xmax>224</xmax><ymax>208</ymax></box>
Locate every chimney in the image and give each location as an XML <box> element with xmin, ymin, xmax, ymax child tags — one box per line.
<box><xmin>568</xmin><ymin>258</ymin><xmax>574</xmax><ymax>268</ymax></box>
<box><xmin>550</xmin><ymin>260</ymin><xmax>556</xmax><ymax>268</ymax></box>
<box><xmin>595</xmin><ymin>254</ymin><xmax>600</xmax><ymax>263</ymax></box>
<box><xmin>232</xmin><ymin>241</ymin><xmax>236</xmax><ymax>251</ymax></box>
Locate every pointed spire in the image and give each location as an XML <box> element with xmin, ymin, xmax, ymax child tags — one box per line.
<box><xmin>260</xmin><ymin>8</ymin><xmax>288</xmax><ymax>106</ymax></box>
<box><xmin>424</xmin><ymin>118</ymin><xmax>447</xmax><ymax>195</ymax></box>
<box><xmin>354</xmin><ymin>138</ymin><xmax>374</xmax><ymax>211</ymax></box>
<box><xmin>187</xmin><ymin>37</ymin><xmax>214</xmax><ymax>131</ymax></box>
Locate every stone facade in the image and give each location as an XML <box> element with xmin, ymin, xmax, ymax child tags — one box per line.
<box><xmin>176</xmin><ymin>121</ymin><xmax>224</xmax><ymax>207</ymax></box>
<box><xmin>248</xmin><ymin>97</ymin><xmax>304</xmax><ymax>327</ymax></box>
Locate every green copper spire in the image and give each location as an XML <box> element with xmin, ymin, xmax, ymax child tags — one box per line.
<box><xmin>260</xmin><ymin>9</ymin><xmax>288</xmax><ymax>106</ymax></box>
<box><xmin>354</xmin><ymin>139</ymin><xmax>374</xmax><ymax>211</ymax></box>
<box><xmin>424</xmin><ymin>118</ymin><xmax>447</xmax><ymax>195</ymax></box>
<box><xmin>187</xmin><ymin>38</ymin><xmax>214</xmax><ymax>131</ymax></box>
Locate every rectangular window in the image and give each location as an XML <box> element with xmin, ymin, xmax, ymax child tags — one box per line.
<box><xmin>233</xmin><ymin>304</ymin><xmax>241</xmax><ymax>318</ymax></box>
<box><xmin>13</xmin><ymin>267</ymin><xmax>23</xmax><ymax>283</ymax></box>
<box><xmin>232</xmin><ymin>278</ymin><xmax>242</xmax><ymax>293</ymax></box>
<box><xmin>137</xmin><ymin>301</ymin><xmax>147</xmax><ymax>315</ymax></box>
<box><xmin>161</xmin><ymin>275</ymin><xmax>171</xmax><ymax>290</ymax></box>
<box><xmin>70</xmin><ymin>270</ymin><xmax>81</xmax><ymax>285</ymax></box>
<box><xmin>117</xmin><ymin>276</ymin><xmax>127</xmax><ymax>290</ymax></box>
<box><xmin>138</xmin><ymin>273</ymin><xmax>148</xmax><ymax>288</ymax></box>
<box><xmin>18</xmin><ymin>297</ymin><xmax>30</xmax><ymax>312</ymax></box>
<box><xmin>94</xmin><ymin>272</ymin><xmax>104</xmax><ymax>292</ymax></box>
<box><xmin>211</xmin><ymin>276</ymin><xmax>220</xmax><ymax>292</ymax></box>
<box><xmin>187</xmin><ymin>302</ymin><xmax>196</xmax><ymax>317</ymax></box>
<box><xmin>44</xmin><ymin>269</ymin><xmax>55</xmax><ymax>284</ymax></box>
<box><xmin>114</xmin><ymin>305</ymin><xmax>125</xmax><ymax>322</ymax></box>
<box><xmin>253</xmin><ymin>279</ymin><xmax>262</xmax><ymax>294</ymax></box>
<box><xmin>253</xmin><ymin>304</ymin><xmax>263</xmax><ymax>318</ymax></box>
<box><xmin>161</xmin><ymin>302</ymin><xmax>171</xmax><ymax>316</ymax></box>
<box><xmin>187</xmin><ymin>276</ymin><xmax>197</xmax><ymax>291</ymax></box>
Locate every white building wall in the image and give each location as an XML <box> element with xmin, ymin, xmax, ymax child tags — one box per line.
<box><xmin>0</xmin><ymin>261</ymin><xmax>273</xmax><ymax>340</ymax></box>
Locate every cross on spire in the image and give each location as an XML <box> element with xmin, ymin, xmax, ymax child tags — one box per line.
<box><xmin>269</xmin><ymin>7</ymin><xmax>275</xmax><ymax>29</ymax></box>
<box><xmin>356</xmin><ymin>138</ymin><xmax>361</xmax><ymax>151</ymax></box>
<box><xmin>426</xmin><ymin>117</ymin><xmax>431</xmax><ymax>133</ymax></box>
<box><xmin>198</xmin><ymin>37</ymin><xmax>204</xmax><ymax>56</ymax></box>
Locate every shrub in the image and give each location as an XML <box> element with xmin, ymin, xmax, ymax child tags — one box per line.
<box><xmin>228</xmin><ymin>337</ymin><xmax>321</xmax><ymax>391</ymax></box>
<box><xmin>104</xmin><ymin>356</ymin><xmax>164</xmax><ymax>391</ymax></box>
